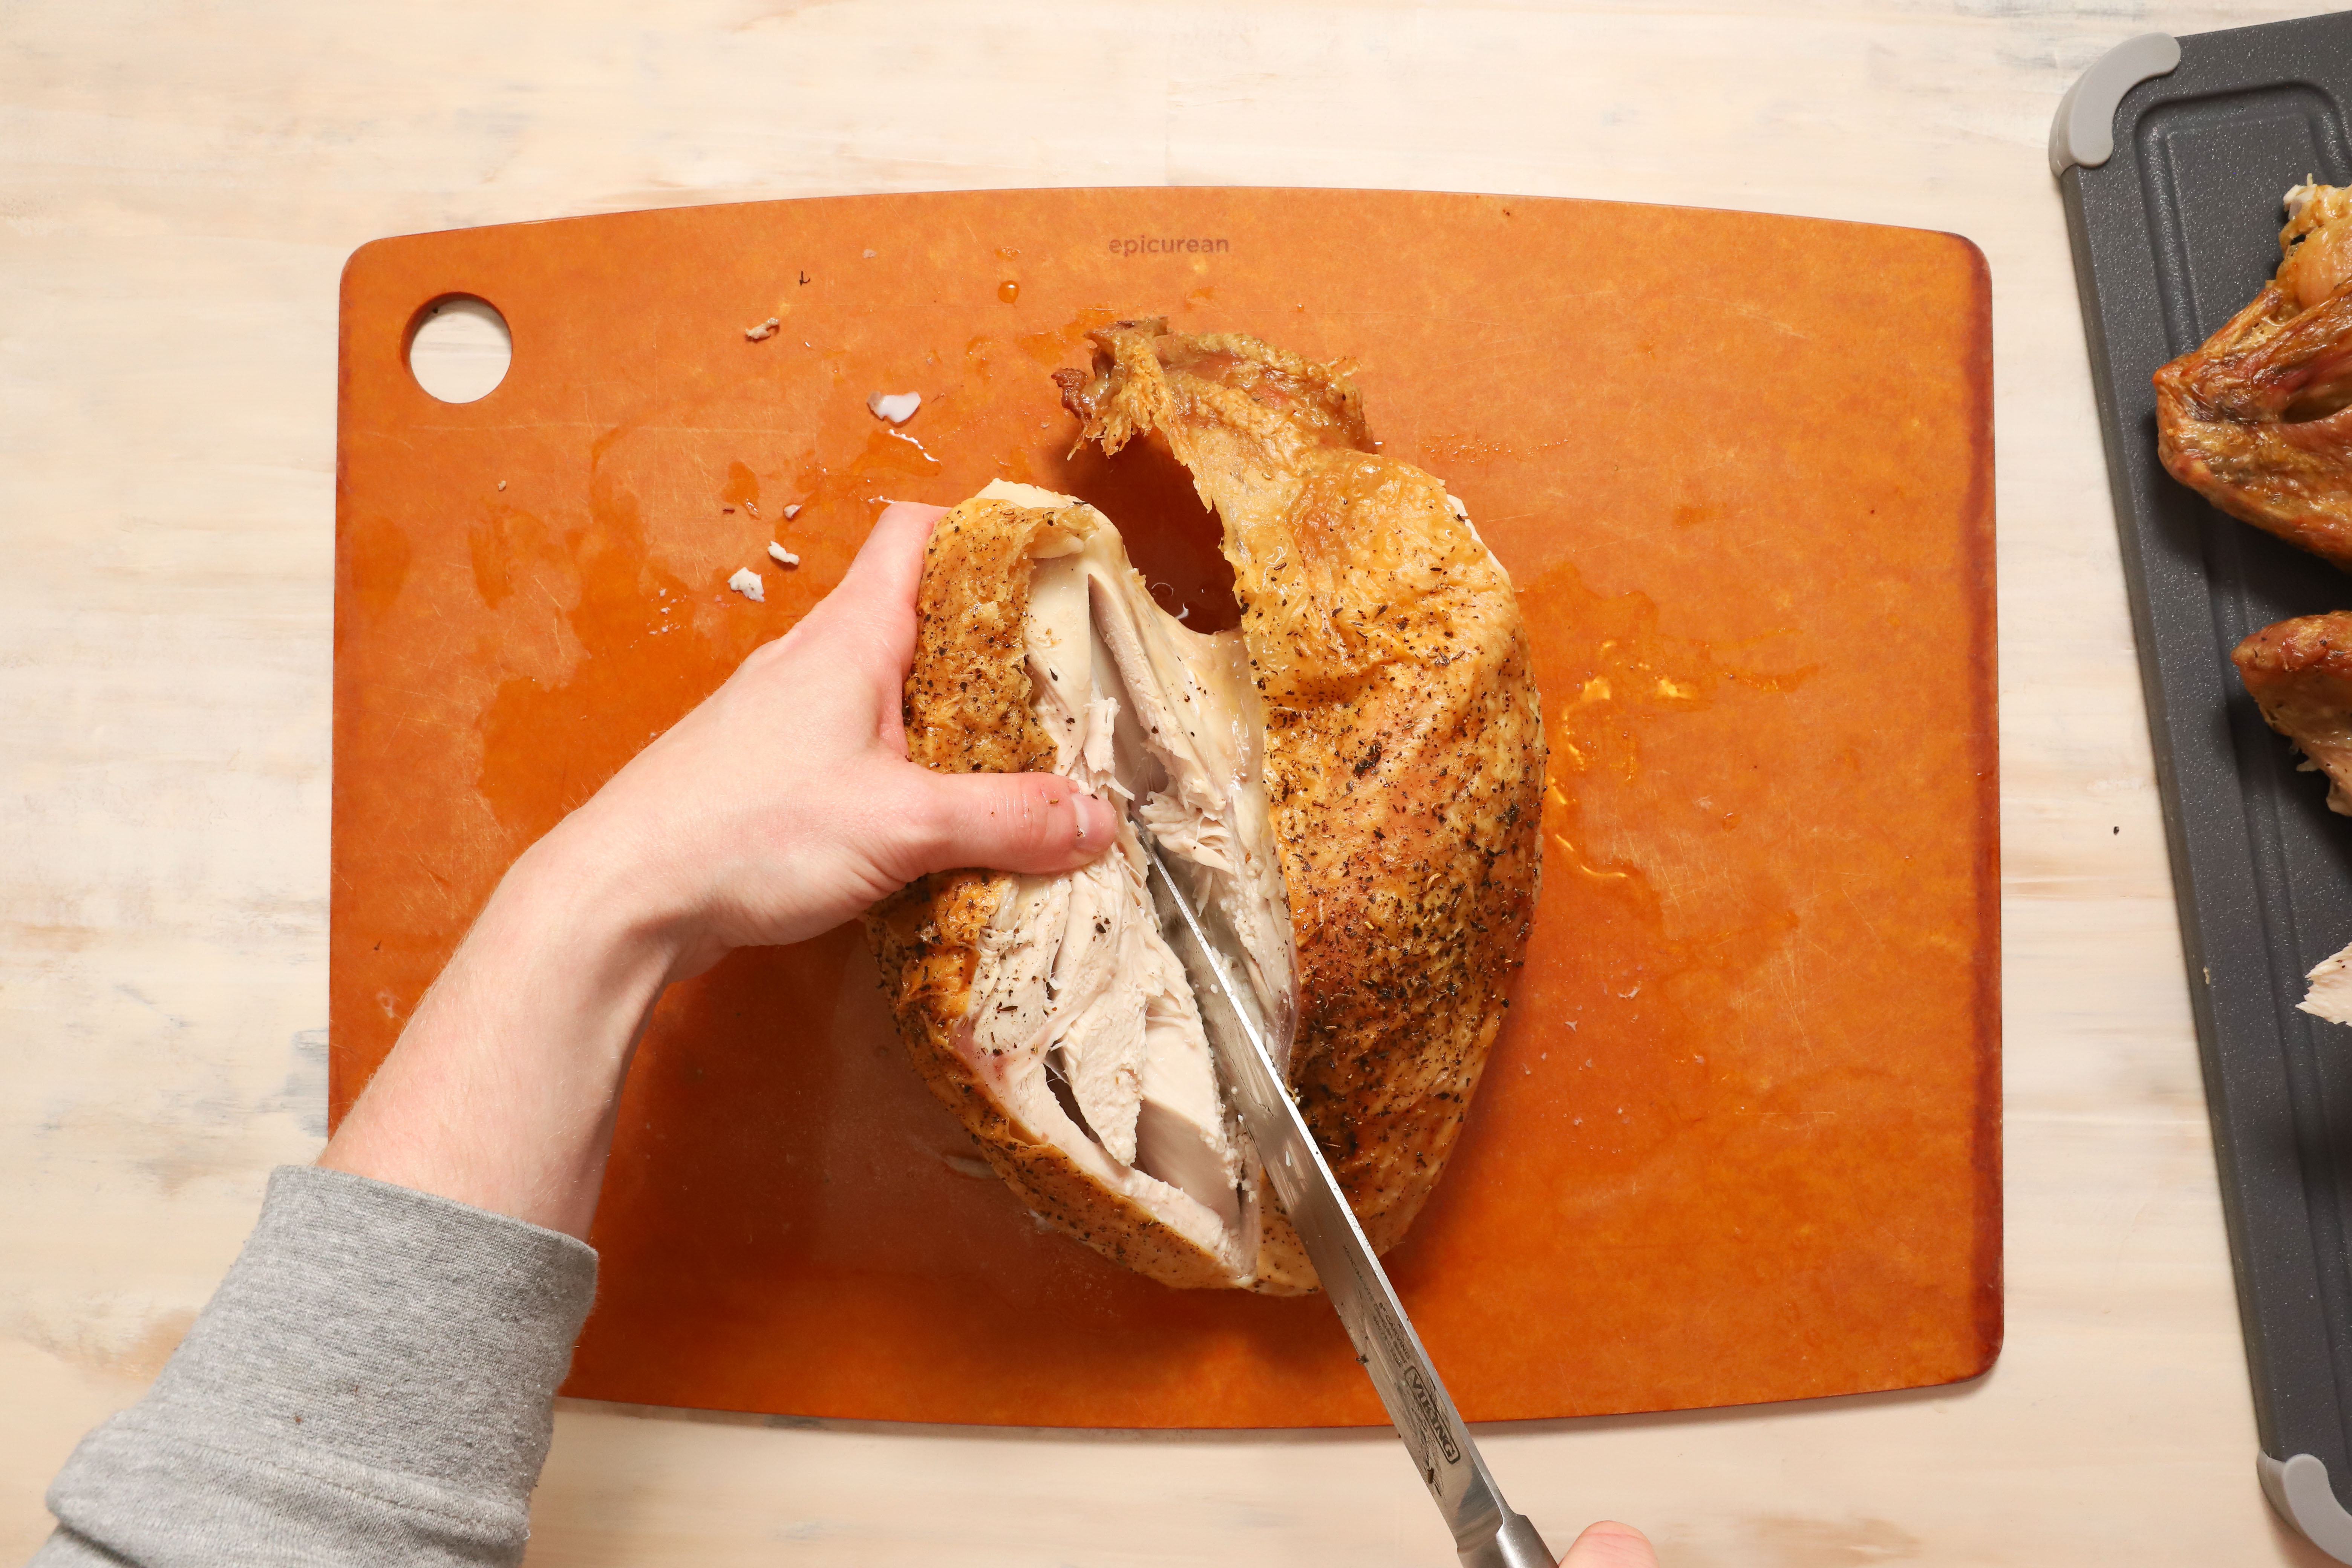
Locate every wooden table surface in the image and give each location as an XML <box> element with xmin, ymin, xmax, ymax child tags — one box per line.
<box><xmin>1</xmin><ymin>2</ymin><xmax>2340</xmax><ymax>1563</ymax></box>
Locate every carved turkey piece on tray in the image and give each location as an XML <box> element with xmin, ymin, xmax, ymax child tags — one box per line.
<box><xmin>2156</xmin><ymin>182</ymin><xmax>2352</xmax><ymax>569</ymax></box>
<box><xmin>2235</xmin><ymin>611</ymin><xmax>2352</xmax><ymax>815</ymax></box>
<box><xmin>2234</xmin><ymin>612</ymin><xmax>2352</xmax><ymax>1025</ymax></box>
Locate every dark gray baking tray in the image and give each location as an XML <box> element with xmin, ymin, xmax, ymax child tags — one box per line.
<box><xmin>2056</xmin><ymin>13</ymin><xmax>2352</xmax><ymax>1560</ymax></box>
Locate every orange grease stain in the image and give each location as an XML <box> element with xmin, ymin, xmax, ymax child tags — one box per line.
<box><xmin>963</xmin><ymin>334</ymin><xmax>1006</xmax><ymax>383</ymax></box>
<box><xmin>720</xmin><ymin>460</ymin><xmax>761</xmax><ymax>510</ymax></box>
<box><xmin>467</xmin><ymin>502</ymin><xmax>557</xmax><ymax>611</ymax></box>
<box><xmin>475</xmin><ymin>475</ymin><xmax>723</xmax><ymax>847</ymax></box>
<box><xmin>340</xmin><ymin>513</ymin><xmax>412</xmax><ymax>629</ymax></box>
<box><xmin>1415</xmin><ymin>431</ymin><xmax>1516</xmax><ymax>468</ymax></box>
<box><xmin>1534</xmin><ymin>561</ymin><xmax>1815</xmax><ymax>786</ymax></box>
<box><xmin>998</xmin><ymin>280</ymin><xmax>1020</xmax><ymax>304</ymax></box>
<box><xmin>789</xmin><ymin>426</ymin><xmax>945</xmax><ymax>540</ymax></box>
<box><xmin>1505</xmin><ymin>556</ymin><xmax>1817</xmax><ymax>1167</ymax></box>
<box><xmin>1018</xmin><ymin>304</ymin><xmax>1125</xmax><ymax>370</ymax></box>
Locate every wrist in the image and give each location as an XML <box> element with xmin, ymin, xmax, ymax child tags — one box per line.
<box><xmin>319</xmin><ymin>821</ymin><xmax>688</xmax><ymax>1238</ymax></box>
<box><xmin>493</xmin><ymin>821</ymin><xmax>696</xmax><ymax>996</ymax></box>
<box><xmin>516</xmin><ymin>782</ymin><xmax>738</xmax><ymax>986</ymax></box>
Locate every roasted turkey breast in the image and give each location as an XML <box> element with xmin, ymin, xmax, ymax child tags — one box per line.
<box><xmin>2156</xmin><ymin>182</ymin><xmax>2352</xmax><ymax>569</ymax></box>
<box><xmin>866</xmin><ymin>323</ymin><xmax>1545</xmax><ymax>1293</ymax></box>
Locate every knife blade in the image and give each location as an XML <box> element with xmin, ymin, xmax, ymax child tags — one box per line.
<box><xmin>1132</xmin><ymin>823</ymin><xmax>1556</xmax><ymax>1568</ymax></box>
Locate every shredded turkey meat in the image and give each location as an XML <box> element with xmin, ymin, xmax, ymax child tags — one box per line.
<box><xmin>937</xmin><ymin>480</ymin><xmax>1291</xmax><ymax>1277</ymax></box>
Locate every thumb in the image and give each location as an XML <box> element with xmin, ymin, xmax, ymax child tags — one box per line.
<box><xmin>1559</xmin><ymin>1521</ymin><xmax>1658</xmax><ymax>1568</ymax></box>
<box><xmin>896</xmin><ymin>769</ymin><xmax>1120</xmax><ymax>880</ymax></box>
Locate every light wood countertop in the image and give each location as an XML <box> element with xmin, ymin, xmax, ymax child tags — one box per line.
<box><xmin>2</xmin><ymin>2</ymin><xmax>2341</xmax><ymax>1562</ymax></box>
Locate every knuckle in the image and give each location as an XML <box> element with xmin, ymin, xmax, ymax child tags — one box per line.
<box><xmin>906</xmin><ymin>778</ymin><xmax>965</xmax><ymax>865</ymax></box>
<box><xmin>865</xmin><ymin>774</ymin><xmax>947</xmax><ymax>879</ymax></box>
<box><xmin>890</xmin><ymin>772</ymin><xmax>1086</xmax><ymax>877</ymax></box>
<box><xmin>1011</xmin><ymin>777</ymin><xmax>1067</xmax><ymax>859</ymax></box>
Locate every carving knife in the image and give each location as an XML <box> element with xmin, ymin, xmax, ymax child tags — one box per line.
<box><xmin>1133</xmin><ymin>825</ymin><xmax>1555</xmax><ymax>1568</ymax></box>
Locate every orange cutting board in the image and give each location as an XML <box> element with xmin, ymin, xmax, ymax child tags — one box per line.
<box><xmin>334</xmin><ymin>187</ymin><xmax>1996</xmax><ymax>1427</ymax></box>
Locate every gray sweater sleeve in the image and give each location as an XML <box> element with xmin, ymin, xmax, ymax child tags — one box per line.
<box><xmin>31</xmin><ymin>1165</ymin><xmax>598</xmax><ymax>1568</ymax></box>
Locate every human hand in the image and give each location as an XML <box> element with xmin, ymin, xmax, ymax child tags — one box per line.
<box><xmin>531</xmin><ymin>499</ymin><xmax>1118</xmax><ymax>982</ymax></box>
<box><xmin>322</xmin><ymin>499</ymin><xmax>1113</xmax><ymax>1235</ymax></box>
<box><xmin>1557</xmin><ymin>1520</ymin><xmax>1658</xmax><ymax>1566</ymax></box>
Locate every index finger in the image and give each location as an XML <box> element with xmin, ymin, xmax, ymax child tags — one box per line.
<box><xmin>791</xmin><ymin>500</ymin><xmax>949</xmax><ymax>672</ymax></box>
<box><xmin>849</xmin><ymin>501</ymin><xmax>951</xmax><ymax>615</ymax></box>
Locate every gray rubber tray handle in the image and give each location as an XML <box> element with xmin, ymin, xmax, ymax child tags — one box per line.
<box><xmin>2263</xmin><ymin>1454</ymin><xmax>2352</xmax><ymax>1564</ymax></box>
<box><xmin>2049</xmin><ymin>32</ymin><xmax>2182</xmax><ymax>178</ymax></box>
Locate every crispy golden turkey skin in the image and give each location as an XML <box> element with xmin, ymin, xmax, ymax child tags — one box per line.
<box><xmin>2156</xmin><ymin>182</ymin><xmax>2352</xmax><ymax>568</ymax></box>
<box><xmin>2235</xmin><ymin>610</ymin><xmax>2352</xmax><ymax>816</ymax></box>
<box><xmin>866</xmin><ymin>323</ymin><xmax>1546</xmax><ymax>1293</ymax></box>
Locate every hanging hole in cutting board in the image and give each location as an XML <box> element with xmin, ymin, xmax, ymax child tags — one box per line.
<box><xmin>406</xmin><ymin>295</ymin><xmax>511</xmax><ymax>404</ymax></box>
